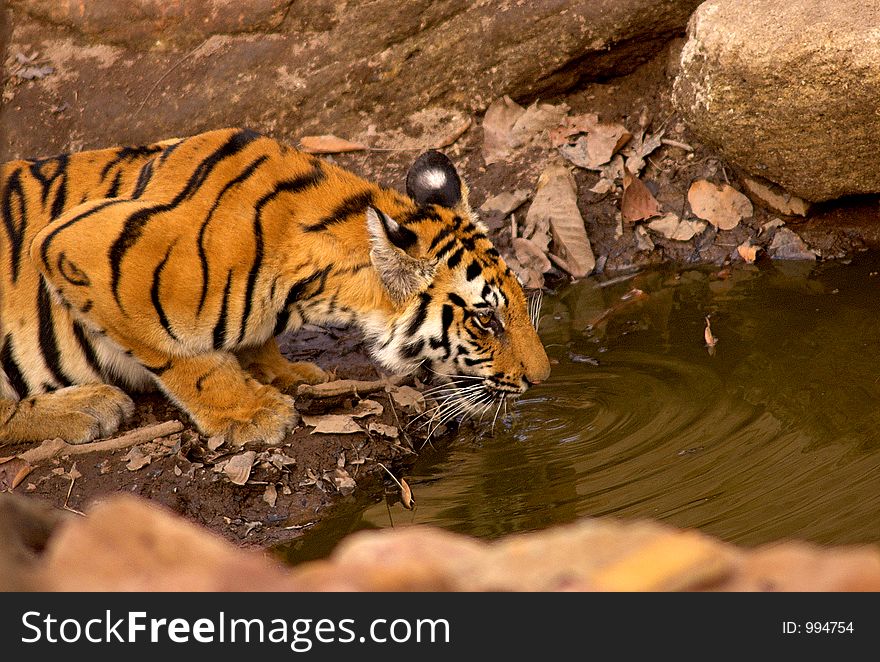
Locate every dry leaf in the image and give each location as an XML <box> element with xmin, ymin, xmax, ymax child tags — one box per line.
<box><xmin>298</xmin><ymin>134</ymin><xmax>367</xmax><ymax>154</ymax></box>
<box><xmin>17</xmin><ymin>64</ymin><xmax>54</xmax><ymax>80</ymax></box>
<box><xmin>634</xmin><ymin>225</ymin><xmax>654</xmax><ymax>252</ymax></box>
<box><xmin>481</xmin><ymin>96</ymin><xmax>527</xmax><ymax>165</ymax></box>
<box><xmin>301</xmin><ymin>414</ymin><xmax>365</xmax><ymax>435</ymax></box>
<box><xmin>704</xmin><ymin>316</ymin><xmax>718</xmax><ymax>356</ymax></box>
<box><xmin>0</xmin><ymin>457</ymin><xmax>32</xmax><ymax>491</ymax></box>
<box><xmin>513</xmin><ymin>237</ymin><xmax>552</xmax><ymax>274</ymax></box>
<box><xmin>367</xmin><ymin>422</ymin><xmax>399</xmax><ymax>439</ymax></box>
<box><xmin>400</xmin><ymin>477</ymin><xmax>415</xmax><ymax>510</ymax></box>
<box><xmin>433</xmin><ymin>116</ymin><xmax>472</xmax><ymax>149</ymax></box>
<box><xmin>646</xmin><ymin>213</ymin><xmax>707</xmax><ymax>241</ymax></box>
<box><xmin>124</xmin><ymin>446</ymin><xmax>152</xmax><ymax>471</ymax></box>
<box><xmin>737</xmin><ymin>240</ymin><xmax>761</xmax><ymax>264</ymax></box>
<box><xmin>350</xmin><ymin>399</ymin><xmax>383</xmax><ymax>419</ymax></box>
<box><xmin>224</xmin><ymin>451</ymin><xmax>256</xmax><ymax>486</ymax></box>
<box><xmin>550</xmin><ymin>112</ymin><xmax>599</xmax><ymax>146</ymax></box>
<box><xmin>622</xmin><ymin>129</ymin><xmax>665</xmax><ymax>176</ymax></box>
<box><xmin>505</xmin><ymin>254</ymin><xmax>544</xmax><ymax>290</ymax></box>
<box><xmin>740</xmin><ymin>175</ymin><xmax>811</xmax><ymax>217</ymax></box>
<box><xmin>479</xmin><ymin>189</ymin><xmax>531</xmax><ymax>230</ymax></box>
<box><xmin>621</xmin><ymin>168</ymin><xmax>662</xmax><ymax>223</ymax></box>
<box><xmin>390</xmin><ymin>385</ymin><xmax>425</xmax><ymax>414</ymax></box>
<box><xmin>263</xmin><ymin>483</ymin><xmax>278</xmax><ymax>508</ymax></box>
<box><xmin>526</xmin><ymin>163</ymin><xmax>595</xmax><ymax>278</ymax></box>
<box><xmin>206</xmin><ymin>436</ymin><xmax>225</xmax><ymax>451</ymax></box>
<box><xmin>482</xmin><ymin>96</ymin><xmax>568</xmax><ymax>165</ymax></box>
<box><xmin>688</xmin><ymin>180</ymin><xmax>753</xmax><ymax>231</ymax></box>
<box><xmin>759</xmin><ymin>218</ymin><xmax>785</xmax><ymax>236</ymax></box>
<box><xmin>768</xmin><ymin>228</ymin><xmax>817</xmax><ymax>261</ymax></box>
<box><xmin>559</xmin><ymin>122</ymin><xmax>631</xmax><ymax>171</ymax></box>
<box><xmin>325</xmin><ymin>468</ymin><xmax>356</xmax><ymax>496</ymax></box>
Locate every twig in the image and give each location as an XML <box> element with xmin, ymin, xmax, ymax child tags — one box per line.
<box><xmin>660</xmin><ymin>138</ymin><xmax>694</xmax><ymax>152</ymax></box>
<box><xmin>135</xmin><ymin>40</ymin><xmax>209</xmax><ymax>115</ymax></box>
<box><xmin>18</xmin><ymin>420</ymin><xmax>184</xmax><ymax>465</ymax></box>
<box><xmin>296</xmin><ymin>375</ymin><xmax>409</xmax><ymax>398</ymax></box>
<box><xmin>510</xmin><ymin>212</ymin><xmax>518</xmax><ymax>239</ymax></box>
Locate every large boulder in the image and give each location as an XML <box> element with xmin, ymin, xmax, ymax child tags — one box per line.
<box><xmin>673</xmin><ymin>0</ymin><xmax>880</xmax><ymax>202</ymax></box>
<box><xmin>0</xmin><ymin>0</ymin><xmax>703</xmax><ymax>159</ymax></box>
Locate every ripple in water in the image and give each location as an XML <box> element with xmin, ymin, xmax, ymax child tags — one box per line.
<box><xmin>279</xmin><ymin>255</ymin><xmax>880</xmax><ymax>563</ymax></box>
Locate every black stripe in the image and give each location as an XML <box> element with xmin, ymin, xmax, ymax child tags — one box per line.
<box><xmin>109</xmin><ymin>129</ymin><xmax>260</xmax><ymax>310</ymax></box>
<box><xmin>463</xmin><ymin>355</ymin><xmax>491</xmax><ymax>366</ymax></box>
<box><xmin>407</xmin><ymin>292</ymin><xmax>432</xmax><ymax>336</ymax></box>
<box><xmin>428</xmin><ymin>226</ymin><xmax>454</xmax><ymax>253</ymax></box>
<box><xmin>56</xmin><ymin>252</ymin><xmax>91</xmax><ymax>286</ymax></box>
<box><xmin>428</xmin><ymin>303</ymin><xmax>454</xmax><ymax>358</ymax></box>
<box><xmin>132</xmin><ymin>159</ymin><xmax>154</xmax><ymax>198</ymax></box>
<box><xmin>2</xmin><ymin>168</ymin><xmax>27</xmax><ymax>282</ymax></box>
<box><xmin>1</xmin><ymin>334</ymin><xmax>29</xmax><ymax>397</ymax></box>
<box><xmin>38</xmin><ymin>199</ymin><xmax>128</xmax><ymax>269</ymax></box>
<box><xmin>466</xmin><ymin>260</ymin><xmax>482</xmax><ymax>281</ymax></box>
<box><xmin>303</xmin><ymin>190</ymin><xmax>375</xmax><ymax>233</ymax></box>
<box><xmin>106</xmin><ymin>169</ymin><xmax>123</xmax><ymax>197</ymax></box>
<box><xmin>151</xmin><ymin>243</ymin><xmax>179</xmax><ymax>341</ymax></box>
<box><xmin>99</xmin><ymin>144</ymin><xmax>164</xmax><ymax>181</ymax></box>
<box><xmin>157</xmin><ymin>139</ymin><xmax>182</xmax><ymax>164</ymax></box>
<box><xmin>446</xmin><ymin>247</ymin><xmax>464</xmax><ymax>269</ymax></box>
<box><xmin>448</xmin><ymin>292</ymin><xmax>467</xmax><ymax>308</ymax></box>
<box><xmin>273</xmin><ymin>265</ymin><xmax>332</xmax><ymax>336</ymax></box>
<box><xmin>37</xmin><ymin>282</ymin><xmax>72</xmax><ymax>387</ymax></box>
<box><xmin>212</xmin><ymin>270</ymin><xmax>233</xmax><ymax>350</ymax></box>
<box><xmin>431</xmin><ymin>236</ymin><xmax>458</xmax><ymax>259</ymax></box>
<box><xmin>400</xmin><ymin>339</ymin><xmax>425</xmax><ymax>359</ymax></box>
<box><xmin>71</xmin><ymin>320</ymin><xmax>103</xmax><ymax>379</ymax></box>
<box><xmin>398</xmin><ymin>206</ymin><xmax>442</xmax><ymax>225</ymax></box>
<box><xmin>196</xmin><ymin>154</ymin><xmax>270</xmax><ymax>315</ymax></box>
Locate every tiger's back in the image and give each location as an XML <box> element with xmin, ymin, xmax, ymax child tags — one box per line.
<box><xmin>1</xmin><ymin>128</ymin><xmax>549</xmax><ymax>446</ymax></box>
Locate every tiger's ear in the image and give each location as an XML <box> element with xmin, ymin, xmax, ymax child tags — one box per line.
<box><xmin>366</xmin><ymin>207</ymin><xmax>435</xmax><ymax>304</ymax></box>
<box><xmin>406</xmin><ymin>150</ymin><xmax>471</xmax><ymax>215</ymax></box>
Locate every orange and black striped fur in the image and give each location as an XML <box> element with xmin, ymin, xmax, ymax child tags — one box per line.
<box><xmin>0</xmin><ymin>128</ymin><xmax>549</xmax><ymax>446</ymax></box>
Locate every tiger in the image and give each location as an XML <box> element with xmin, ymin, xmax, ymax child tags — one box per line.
<box><xmin>0</xmin><ymin>127</ymin><xmax>550</xmax><ymax>447</ymax></box>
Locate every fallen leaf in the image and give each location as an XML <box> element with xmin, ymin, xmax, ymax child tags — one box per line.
<box><xmin>223</xmin><ymin>451</ymin><xmax>256</xmax><ymax>486</ymax></box>
<box><xmin>350</xmin><ymin>399</ymin><xmax>383</xmax><ymax>419</ymax></box>
<box><xmin>737</xmin><ymin>239</ymin><xmax>761</xmax><ymax>264</ymax></box>
<box><xmin>589</xmin><ymin>178</ymin><xmax>616</xmax><ymax>195</ymax></box>
<box><xmin>621</xmin><ymin>168</ymin><xmax>662</xmax><ymax>223</ymax></box>
<box><xmin>433</xmin><ymin>115</ymin><xmax>472</xmax><ymax>149</ymax></box>
<box><xmin>206</xmin><ymin>436</ymin><xmax>225</xmax><ymax>451</ymax></box>
<box><xmin>479</xmin><ymin>189</ymin><xmax>531</xmax><ymax>230</ymax></box>
<box><xmin>481</xmin><ymin>96</ymin><xmax>526</xmax><ymax>165</ymax></box>
<box><xmin>704</xmin><ymin>316</ymin><xmax>718</xmax><ymax>356</ymax></box>
<box><xmin>558</xmin><ymin>122</ymin><xmax>631</xmax><ymax>170</ymax></box>
<box><xmin>368</xmin><ymin>422</ymin><xmax>399</xmax><ymax>439</ymax></box>
<box><xmin>623</xmin><ymin>129</ymin><xmax>665</xmax><ymax>175</ymax></box>
<box><xmin>263</xmin><ymin>483</ymin><xmax>278</xmax><ymax>508</ymax></box>
<box><xmin>390</xmin><ymin>385</ymin><xmax>425</xmax><ymax>414</ymax></box>
<box><xmin>400</xmin><ymin>477</ymin><xmax>415</xmax><ymax>510</ymax></box>
<box><xmin>505</xmin><ymin>254</ymin><xmax>544</xmax><ymax>290</ymax></box>
<box><xmin>301</xmin><ymin>414</ymin><xmax>365</xmax><ymax>435</ymax></box>
<box><xmin>0</xmin><ymin>457</ymin><xmax>32</xmax><ymax>491</ymax></box>
<box><xmin>768</xmin><ymin>228</ymin><xmax>817</xmax><ymax>261</ymax></box>
<box><xmin>688</xmin><ymin>180</ymin><xmax>753</xmax><ymax>231</ymax></box>
<box><xmin>740</xmin><ymin>175</ymin><xmax>811</xmax><ymax>217</ymax></box>
<box><xmin>482</xmin><ymin>96</ymin><xmax>568</xmax><ymax>164</ymax></box>
<box><xmin>16</xmin><ymin>65</ymin><xmax>54</xmax><ymax>80</ymax></box>
<box><xmin>646</xmin><ymin>213</ymin><xmax>707</xmax><ymax>241</ymax></box>
<box><xmin>513</xmin><ymin>237</ymin><xmax>552</xmax><ymax>274</ymax></box>
<box><xmin>634</xmin><ymin>225</ymin><xmax>654</xmax><ymax>252</ymax></box>
<box><xmin>124</xmin><ymin>446</ymin><xmax>152</xmax><ymax>471</ymax></box>
<box><xmin>550</xmin><ymin>112</ymin><xmax>599</xmax><ymax>146</ymax></box>
<box><xmin>324</xmin><ymin>468</ymin><xmax>356</xmax><ymax>496</ymax></box>
<box><xmin>298</xmin><ymin>134</ymin><xmax>367</xmax><ymax>154</ymax></box>
<box><xmin>759</xmin><ymin>218</ymin><xmax>785</xmax><ymax>236</ymax></box>
<box><xmin>526</xmin><ymin>162</ymin><xmax>595</xmax><ymax>277</ymax></box>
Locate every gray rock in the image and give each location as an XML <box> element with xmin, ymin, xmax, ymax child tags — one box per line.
<box><xmin>673</xmin><ymin>0</ymin><xmax>880</xmax><ymax>202</ymax></box>
<box><xmin>1</xmin><ymin>0</ymin><xmax>702</xmax><ymax>159</ymax></box>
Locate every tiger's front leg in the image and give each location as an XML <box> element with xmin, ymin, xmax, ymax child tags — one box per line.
<box><xmin>237</xmin><ymin>339</ymin><xmax>329</xmax><ymax>393</ymax></box>
<box><xmin>148</xmin><ymin>350</ymin><xmax>298</xmax><ymax>446</ymax></box>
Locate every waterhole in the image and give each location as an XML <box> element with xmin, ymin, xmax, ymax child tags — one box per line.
<box><xmin>278</xmin><ymin>253</ymin><xmax>880</xmax><ymax>564</ymax></box>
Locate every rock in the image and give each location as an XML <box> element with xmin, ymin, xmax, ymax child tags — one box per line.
<box><xmin>769</xmin><ymin>228</ymin><xmax>817</xmax><ymax>261</ymax></box>
<box><xmin>673</xmin><ymin>0</ymin><xmax>880</xmax><ymax>202</ymax></box>
<box><xmin>1</xmin><ymin>0</ymin><xmax>703</xmax><ymax>159</ymax></box>
<box><xmin>740</xmin><ymin>175</ymin><xmax>812</xmax><ymax>217</ymax></box>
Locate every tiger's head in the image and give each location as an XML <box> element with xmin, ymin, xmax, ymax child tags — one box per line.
<box><xmin>363</xmin><ymin>150</ymin><xmax>550</xmax><ymax>424</ymax></box>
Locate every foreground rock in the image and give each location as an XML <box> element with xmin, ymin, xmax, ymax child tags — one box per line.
<box><xmin>4</xmin><ymin>493</ymin><xmax>879</xmax><ymax>591</ymax></box>
<box><xmin>673</xmin><ymin>0</ymin><xmax>880</xmax><ymax>202</ymax></box>
<box><xmin>1</xmin><ymin>0</ymin><xmax>702</xmax><ymax>159</ymax></box>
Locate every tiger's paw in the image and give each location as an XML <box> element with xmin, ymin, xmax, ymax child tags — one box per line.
<box><xmin>9</xmin><ymin>384</ymin><xmax>135</xmax><ymax>444</ymax></box>
<box><xmin>197</xmin><ymin>385</ymin><xmax>299</xmax><ymax>447</ymax></box>
<box><xmin>270</xmin><ymin>361</ymin><xmax>330</xmax><ymax>393</ymax></box>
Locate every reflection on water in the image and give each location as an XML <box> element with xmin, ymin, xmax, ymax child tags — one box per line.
<box><xmin>277</xmin><ymin>253</ymin><xmax>880</xmax><ymax>564</ymax></box>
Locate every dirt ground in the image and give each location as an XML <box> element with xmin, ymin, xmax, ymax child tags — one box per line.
<box><xmin>4</xmin><ymin>41</ymin><xmax>880</xmax><ymax>550</ymax></box>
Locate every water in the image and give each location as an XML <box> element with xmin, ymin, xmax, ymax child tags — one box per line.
<box><xmin>277</xmin><ymin>253</ymin><xmax>880</xmax><ymax>564</ymax></box>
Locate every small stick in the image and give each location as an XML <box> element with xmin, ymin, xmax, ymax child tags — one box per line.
<box><xmin>18</xmin><ymin>420</ymin><xmax>184</xmax><ymax>465</ymax></box>
<box><xmin>296</xmin><ymin>375</ymin><xmax>408</xmax><ymax>398</ymax></box>
<box><xmin>510</xmin><ymin>212</ymin><xmax>518</xmax><ymax>239</ymax></box>
<box><xmin>660</xmin><ymin>138</ymin><xmax>694</xmax><ymax>152</ymax></box>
